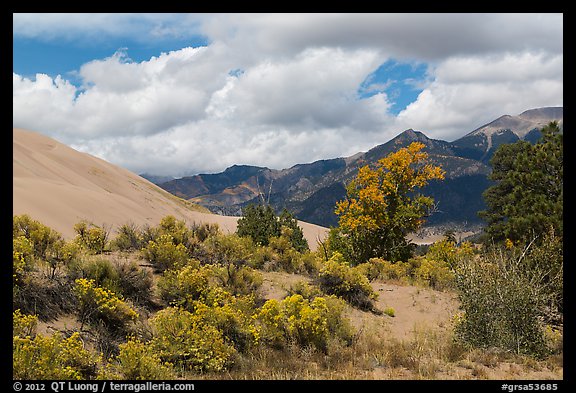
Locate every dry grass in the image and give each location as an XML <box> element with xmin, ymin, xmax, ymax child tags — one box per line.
<box><xmin>191</xmin><ymin>319</ymin><xmax>562</xmax><ymax>380</ymax></box>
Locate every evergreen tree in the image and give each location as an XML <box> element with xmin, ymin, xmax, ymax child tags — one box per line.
<box><xmin>237</xmin><ymin>204</ymin><xmax>280</xmax><ymax>246</ymax></box>
<box><xmin>479</xmin><ymin>121</ymin><xmax>563</xmax><ymax>244</ymax></box>
<box><xmin>278</xmin><ymin>209</ymin><xmax>309</xmax><ymax>252</ymax></box>
<box><xmin>237</xmin><ymin>205</ymin><xmax>309</xmax><ymax>251</ymax></box>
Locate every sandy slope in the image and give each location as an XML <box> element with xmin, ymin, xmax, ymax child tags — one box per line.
<box><xmin>13</xmin><ymin>128</ymin><xmax>328</xmax><ymax>249</ymax></box>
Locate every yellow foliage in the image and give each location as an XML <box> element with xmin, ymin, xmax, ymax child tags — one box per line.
<box><xmin>74</xmin><ymin>278</ymin><xmax>138</xmax><ymax>327</ymax></box>
<box><xmin>13</xmin><ymin>331</ymin><xmax>100</xmax><ymax>380</ymax></box>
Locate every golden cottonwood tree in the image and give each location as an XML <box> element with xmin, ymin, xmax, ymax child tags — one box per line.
<box><xmin>332</xmin><ymin>142</ymin><xmax>445</xmax><ymax>263</ymax></box>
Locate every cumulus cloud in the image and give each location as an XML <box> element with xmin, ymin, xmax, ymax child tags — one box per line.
<box><xmin>13</xmin><ymin>13</ymin><xmax>563</xmax><ymax>176</ymax></box>
<box><xmin>396</xmin><ymin>52</ymin><xmax>563</xmax><ymax>140</ymax></box>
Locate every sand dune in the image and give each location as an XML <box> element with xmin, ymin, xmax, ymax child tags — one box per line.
<box><xmin>13</xmin><ymin>128</ymin><xmax>328</xmax><ymax>250</ymax></box>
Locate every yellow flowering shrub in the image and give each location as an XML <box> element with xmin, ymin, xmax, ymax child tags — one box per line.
<box><xmin>141</xmin><ymin>234</ymin><xmax>189</xmax><ymax>271</ymax></box>
<box><xmin>318</xmin><ymin>252</ymin><xmax>377</xmax><ymax>310</ymax></box>
<box><xmin>157</xmin><ymin>263</ymin><xmax>209</xmax><ymax>307</ymax></box>
<box><xmin>13</xmin><ymin>236</ymin><xmax>34</xmax><ymax>284</ymax></box>
<box><xmin>13</xmin><ymin>331</ymin><xmax>100</xmax><ymax>380</ymax></box>
<box><xmin>74</xmin><ymin>278</ymin><xmax>138</xmax><ymax>330</ymax></box>
<box><xmin>257</xmin><ymin>294</ymin><xmax>353</xmax><ymax>352</ymax></box>
<box><xmin>74</xmin><ymin>221</ymin><xmax>108</xmax><ymax>254</ymax></box>
<box><xmin>150</xmin><ymin>307</ymin><xmax>236</xmax><ymax>373</ymax></box>
<box><xmin>13</xmin><ymin>214</ymin><xmax>64</xmax><ymax>260</ymax></box>
<box><xmin>13</xmin><ymin>309</ymin><xmax>38</xmax><ymax>337</ymax></box>
<box><xmin>413</xmin><ymin>256</ymin><xmax>455</xmax><ymax>290</ymax></box>
<box><xmin>99</xmin><ymin>339</ymin><xmax>175</xmax><ymax>380</ymax></box>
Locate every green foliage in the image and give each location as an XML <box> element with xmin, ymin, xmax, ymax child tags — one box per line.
<box><xmin>99</xmin><ymin>339</ymin><xmax>175</xmax><ymax>380</ymax></box>
<box><xmin>333</xmin><ymin>142</ymin><xmax>445</xmax><ymax>263</ymax></box>
<box><xmin>237</xmin><ymin>205</ymin><xmax>309</xmax><ymax>251</ymax></box>
<box><xmin>78</xmin><ymin>257</ymin><xmax>121</xmax><ymax>293</ymax></box>
<box><xmin>211</xmin><ymin>264</ymin><xmax>263</xmax><ymax>296</ymax></box>
<box><xmin>141</xmin><ymin>234</ymin><xmax>189</xmax><ymax>272</ymax></box>
<box><xmin>480</xmin><ymin>121</ymin><xmax>563</xmax><ymax>244</ymax></box>
<box><xmin>150</xmin><ymin>307</ymin><xmax>236</xmax><ymax>373</ymax></box>
<box><xmin>190</xmin><ymin>222</ymin><xmax>220</xmax><ymax>242</ymax></box>
<box><xmin>522</xmin><ymin>228</ymin><xmax>563</xmax><ymax>316</ymax></box>
<box><xmin>237</xmin><ymin>204</ymin><xmax>280</xmax><ymax>246</ymax></box>
<box><xmin>74</xmin><ymin>221</ymin><xmax>109</xmax><ymax>254</ymax></box>
<box><xmin>278</xmin><ymin>209</ymin><xmax>309</xmax><ymax>253</ymax></box>
<box><xmin>111</xmin><ymin>223</ymin><xmax>144</xmax><ymax>251</ymax></box>
<box><xmin>203</xmin><ymin>233</ymin><xmax>254</xmax><ymax>265</ymax></box>
<box><xmin>317</xmin><ymin>252</ymin><xmax>377</xmax><ymax>311</ymax></box>
<box><xmin>453</xmin><ymin>244</ymin><xmax>555</xmax><ymax>357</ymax></box>
<box><xmin>257</xmin><ymin>294</ymin><xmax>353</xmax><ymax>352</ymax></box>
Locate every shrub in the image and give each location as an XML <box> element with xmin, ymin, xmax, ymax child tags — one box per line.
<box><xmin>77</xmin><ymin>257</ymin><xmax>121</xmax><ymax>294</ymax></box>
<box><xmin>111</xmin><ymin>223</ymin><xmax>144</xmax><ymax>251</ymax></box>
<box><xmin>288</xmin><ymin>281</ymin><xmax>323</xmax><ymax>301</ymax></box>
<box><xmin>194</xmin><ymin>295</ymin><xmax>261</xmax><ymax>352</ymax></box>
<box><xmin>267</xmin><ymin>234</ymin><xmax>306</xmax><ymax>273</ymax></box>
<box><xmin>157</xmin><ymin>263</ymin><xmax>209</xmax><ymax>308</ymax></box>
<box><xmin>13</xmin><ymin>236</ymin><xmax>34</xmax><ymax>285</ymax></box>
<box><xmin>190</xmin><ymin>222</ymin><xmax>220</xmax><ymax>242</ymax></box>
<box><xmin>413</xmin><ymin>256</ymin><xmax>455</xmax><ymax>290</ymax></box>
<box><xmin>13</xmin><ymin>331</ymin><xmax>100</xmax><ymax>380</ymax></box>
<box><xmin>257</xmin><ymin>294</ymin><xmax>353</xmax><ymax>352</ymax></box>
<box><xmin>99</xmin><ymin>339</ymin><xmax>175</xmax><ymax>380</ymax></box>
<box><xmin>157</xmin><ymin>215</ymin><xmax>194</xmax><ymax>249</ymax></box>
<box><xmin>74</xmin><ymin>221</ymin><xmax>109</xmax><ymax>254</ymax></box>
<box><xmin>383</xmin><ymin>307</ymin><xmax>396</xmax><ymax>317</ymax></box>
<box><xmin>73</xmin><ymin>278</ymin><xmax>139</xmax><ymax>332</ymax></box>
<box><xmin>141</xmin><ymin>234</ymin><xmax>189</xmax><ymax>272</ymax></box>
<box><xmin>203</xmin><ymin>233</ymin><xmax>254</xmax><ymax>265</ymax></box>
<box><xmin>247</xmin><ymin>245</ymin><xmax>275</xmax><ymax>269</ymax></box>
<box><xmin>317</xmin><ymin>252</ymin><xmax>377</xmax><ymax>311</ymax></box>
<box><xmin>150</xmin><ymin>307</ymin><xmax>236</xmax><ymax>373</ymax></box>
<box><xmin>13</xmin><ymin>309</ymin><xmax>38</xmax><ymax>337</ymax></box>
<box><xmin>13</xmin><ymin>275</ymin><xmax>77</xmax><ymax>321</ymax></box>
<box><xmin>115</xmin><ymin>262</ymin><xmax>154</xmax><ymax>308</ymax></box>
<box><xmin>372</xmin><ymin>259</ymin><xmax>412</xmax><ymax>282</ymax></box>
<box><xmin>454</xmin><ymin>246</ymin><xmax>552</xmax><ymax>357</ymax></box>
<box><xmin>13</xmin><ymin>214</ymin><xmax>64</xmax><ymax>260</ymax></box>
<box><xmin>210</xmin><ymin>264</ymin><xmax>263</xmax><ymax>296</ymax></box>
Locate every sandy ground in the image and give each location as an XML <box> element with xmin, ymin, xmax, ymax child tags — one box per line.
<box><xmin>13</xmin><ymin>128</ymin><xmax>327</xmax><ymax>250</ymax></box>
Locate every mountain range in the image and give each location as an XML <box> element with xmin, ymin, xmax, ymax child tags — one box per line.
<box><xmin>154</xmin><ymin>107</ymin><xmax>563</xmax><ymax>231</ymax></box>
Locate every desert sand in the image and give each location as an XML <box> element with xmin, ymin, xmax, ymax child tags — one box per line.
<box><xmin>13</xmin><ymin>128</ymin><xmax>328</xmax><ymax>250</ymax></box>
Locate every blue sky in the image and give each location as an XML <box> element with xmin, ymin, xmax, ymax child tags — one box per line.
<box><xmin>13</xmin><ymin>13</ymin><xmax>563</xmax><ymax>177</ymax></box>
<box><xmin>358</xmin><ymin>60</ymin><xmax>429</xmax><ymax>115</ymax></box>
<box><xmin>14</xmin><ymin>35</ymin><xmax>427</xmax><ymax>115</ymax></box>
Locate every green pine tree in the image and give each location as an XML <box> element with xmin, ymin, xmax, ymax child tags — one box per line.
<box><xmin>479</xmin><ymin>121</ymin><xmax>563</xmax><ymax>244</ymax></box>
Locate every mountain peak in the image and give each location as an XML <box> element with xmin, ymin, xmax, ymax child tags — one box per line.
<box><xmin>518</xmin><ymin>107</ymin><xmax>563</xmax><ymax>122</ymax></box>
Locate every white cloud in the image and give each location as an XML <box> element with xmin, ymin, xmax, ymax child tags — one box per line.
<box><xmin>396</xmin><ymin>52</ymin><xmax>563</xmax><ymax>140</ymax></box>
<box><xmin>13</xmin><ymin>13</ymin><xmax>563</xmax><ymax>176</ymax></box>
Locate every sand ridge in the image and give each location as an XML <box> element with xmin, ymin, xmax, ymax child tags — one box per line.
<box><xmin>13</xmin><ymin>128</ymin><xmax>328</xmax><ymax>249</ymax></box>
